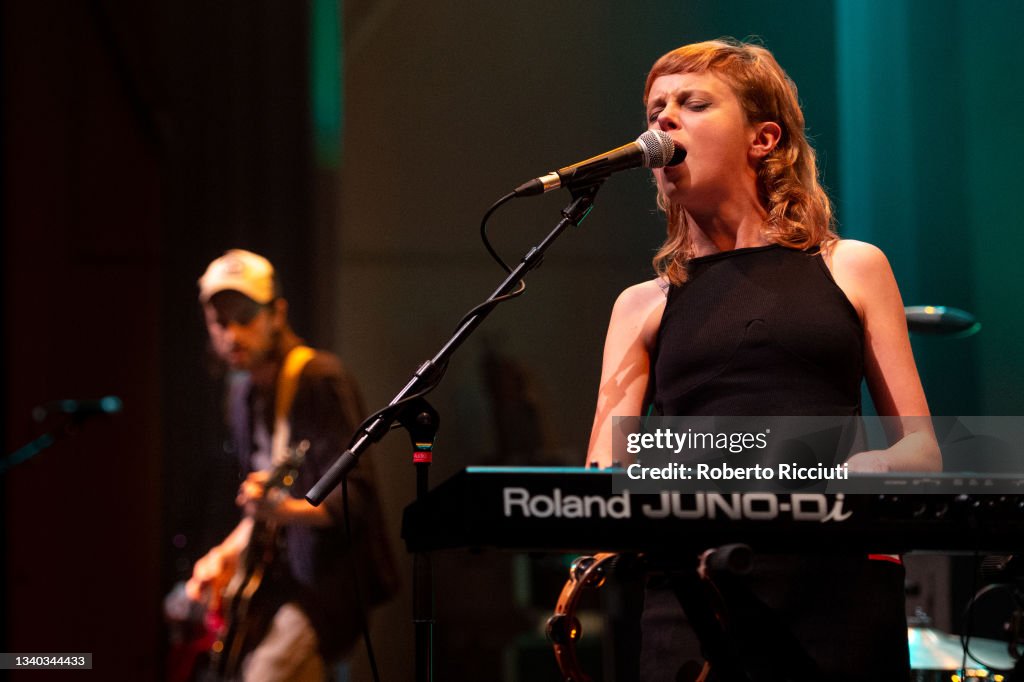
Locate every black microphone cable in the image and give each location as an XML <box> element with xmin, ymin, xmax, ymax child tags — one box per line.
<box><xmin>341</xmin><ymin>476</ymin><xmax>382</xmax><ymax>682</ymax></box>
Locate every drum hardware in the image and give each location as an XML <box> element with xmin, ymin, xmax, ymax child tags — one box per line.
<box><xmin>549</xmin><ymin>563</ymin><xmax>1022</xmax><ymax>680</ymax></box>
<box><xmin>908</xmin><ymin>625</ymin><xmax>1012</xmax><ymax>679</ymax></box>
<box><xmin>902</xmin><ymin>605</ymin><xmax>1014</xmax><ymax>680</ymax></box>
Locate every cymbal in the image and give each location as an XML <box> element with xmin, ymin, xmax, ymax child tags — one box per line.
<box><xmin>909</xmin><ymin>627</ymin><xmax>1016</xmax><ymax>670</ymax></box>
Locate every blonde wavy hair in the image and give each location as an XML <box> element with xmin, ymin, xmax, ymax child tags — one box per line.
<box><xmin>645</xmin><ymin>38</ymin><xmax>837</xmax><ymax>285</ymax></box>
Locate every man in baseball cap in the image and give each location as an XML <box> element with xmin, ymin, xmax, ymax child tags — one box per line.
<box><xmin>197</xmin><ymin>249</ymin><xmax>288</xmax><ymax>380</ymax></box>
<box><xmin>185</xmin><ymin>249</ymin><xmax>398</xmax><ymax>681</ymax></box>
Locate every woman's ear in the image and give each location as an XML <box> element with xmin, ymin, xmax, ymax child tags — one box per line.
<box><xmin>750</xmin><ymin>121</ymin><xmax>782</xmax><ymax>159</ymax></box>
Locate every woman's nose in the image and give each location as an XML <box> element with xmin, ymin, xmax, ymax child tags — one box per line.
<box><xmin>656</xmin><ymin>110</ymin><xmax>679</xmax><ymax>131</ymax></box>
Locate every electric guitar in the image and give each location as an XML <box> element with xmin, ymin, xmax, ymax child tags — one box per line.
<box><xmin>209</xmin><ymin>440</ymin><xmax>309</xmax><ymax>679</ymax></box>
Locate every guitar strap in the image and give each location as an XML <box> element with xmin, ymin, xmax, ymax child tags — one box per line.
<box><xmin>270</xmin><ymin>345</ymin><xmax>315</xmax><ymax>467</ymax></box>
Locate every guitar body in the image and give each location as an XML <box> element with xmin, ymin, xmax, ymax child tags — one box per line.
<box><xmin>213</xmin><ymin>564</ymin><xmax>280</xmax><ymax>679</ymax></box>
<box><xmin>207</xmin><ymin>443</ymin><xmax>307</xmax><ymax>680</ymax></box>
<box><xmin>164</xmin><ymin>582</ymin><xmax>221</xmax><ymax>682</ymax></box>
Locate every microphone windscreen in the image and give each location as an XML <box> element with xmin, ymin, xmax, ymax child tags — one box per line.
<box><xmin>639</xmin><ymin>130</ymin><xmax>685</xmax><ymax>169</ymax></box>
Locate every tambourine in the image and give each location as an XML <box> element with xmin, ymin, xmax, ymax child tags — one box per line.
<box><xmin>546</xmin><ymin>552</ymin><xmax>619</xmax><ymax>682</ymax></box>
<box><xmin>547</xmin><ymin>548</ymin><xmax>749</xmax><ymax>682</ymax></box>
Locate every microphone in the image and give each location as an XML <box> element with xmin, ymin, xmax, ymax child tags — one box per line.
<box><xmin>513</xmin><ymin>130</ymin><xmax>685</xmax><ymax>197</ymax></box>
<box><xmin>33</xmin><ymin>395</ymin><xmax>124</xmax><ymax>422</ymax></box>
<box><xmin>904</xmin><ymin>306</ymin><xmax>980</xmax><ymax>336</ymax></box>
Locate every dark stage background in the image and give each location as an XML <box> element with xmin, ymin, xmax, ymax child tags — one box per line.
<box><xmin>3</xmin><ymin>1</ymin><xmax>1022</xmax><ymax>680</ymax></box>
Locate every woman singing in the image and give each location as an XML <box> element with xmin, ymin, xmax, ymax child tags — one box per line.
<box><xmin>585</xmin><ymin>39</ymin><xmax>940</xmax><ymax>681</ymax></box>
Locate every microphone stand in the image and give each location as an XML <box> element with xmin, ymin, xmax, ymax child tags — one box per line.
<box><xmin>306</xmin><ymin>181</ymin><xmax>604</xmax><ymax>682</ymax></box>
<box><xmin>397</xmin><ymin>399</ymin><xmax>440</xmax><ymax>682</ymax></box>
<box><xmin>1</xmin><ymin>411</ymin><xmax>110</xmax><ymax>475</ymax></box>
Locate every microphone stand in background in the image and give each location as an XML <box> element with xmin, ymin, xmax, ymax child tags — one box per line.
<box><xmin>1</xmin><ymin>396</ymin><xmax>123</xmax><ymax>475</ymax></box>
<box><xmin>904</xmin><ymin>305</ymin><xmax>980</xmax><ymax>337</ymax></box>
<box><xmin>306</xmin><ymin>181</ymin><xmax>605</xmax><ymax>682</ymax></box>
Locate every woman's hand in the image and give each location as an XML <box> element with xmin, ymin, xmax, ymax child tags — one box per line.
<box><xmin>844</xmin><ymin>450</ymin><xmax>893</xmax><ymax>473</ymax></box>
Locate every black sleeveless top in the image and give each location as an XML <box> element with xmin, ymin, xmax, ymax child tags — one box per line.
<box><xmin>641</xmin><ymin>246</ymin><xmax>909</xmax><ymax>681</ymax></box>
<box><xmin>652</xmin><ymin>244</ymin><xmax>863</xmax><ymax>418</ymax></box>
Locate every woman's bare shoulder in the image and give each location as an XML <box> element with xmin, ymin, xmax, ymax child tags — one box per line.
<box><xmin>825</xmin><ymin>238</ymin><xmax>889</xmax><ymax>273</ymax></box>
<box><xmin>613</xmin><ymin>277</ymin><xmax>670</xmax><ymax>310</ymax></box>
<box><xmin>824</xmin><ymin>239</ymin><xmax>899</xmax><ymax>321</ymax></box>
<box><xmin>607</xmin><ymin>278</ymin><xmax>669</xmax><ymax>349</ymax></box>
